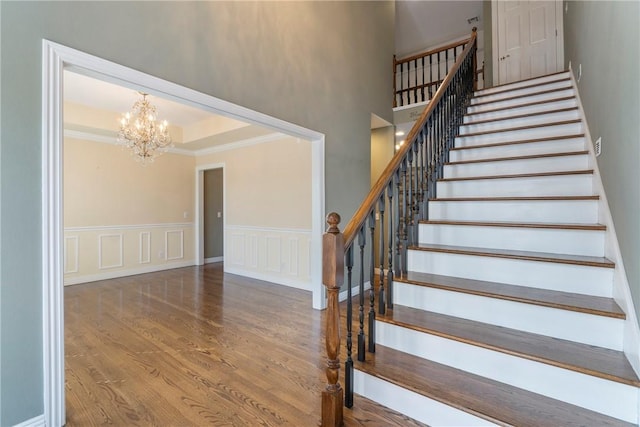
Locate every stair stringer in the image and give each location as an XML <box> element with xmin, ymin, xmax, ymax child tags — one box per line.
<box><xmin>569</xmin><ymin>69</ymin><xmax>640</xmax><ymax>381</ymax></box>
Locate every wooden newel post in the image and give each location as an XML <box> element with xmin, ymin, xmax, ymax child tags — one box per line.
<box><xmin>321</xmin><ymin>212</ymin><xmax>345</xmax><ymax>427</ymax></box>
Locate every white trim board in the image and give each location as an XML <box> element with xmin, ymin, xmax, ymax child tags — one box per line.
<box><xmin>204</xmin><ymin>256</ymin><xmax>223</xmax><ymax>264</ymax></box>
<box><xmin>13</xmin><ymin>414</ymin><xmax>46</xmax><ymax>427</ymax></box>
<box><xmin>42</xmin><ymin>39</ymin><xmax>326</xmax><ymax>427</ymax></box>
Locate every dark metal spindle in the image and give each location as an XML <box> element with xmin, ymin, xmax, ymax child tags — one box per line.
<box><xmin>429</xmin><ymin>54</ymin><xmax>434</xmax><ymax>99</ymax></box>
<box><xmin>344</xmin><ymin>245</ymin><xmax>354</xmax><ymax>408</ymax></box>
<box><xmin>387</xmin><ymin>178</ymin><xmax>395</xmax><ymax>309</ymax></box>
<box><xmin>357</xmin><ymin>226</ymin><xmax>366</xmax><ymax>362</ymax></box>
<box><xmin>394</xmin><ymin>169</ymin><xmax>402</xmax><ymax>278</ymax></box>
<box><xmin>368</xmin><ymin>211</ymin><xmax>376</xmax><ymax>353</ymax></box>
<box><xmin>378</xmin><ymin>195</ymin><xmax>386</xmax><ymax>315</ymax></box>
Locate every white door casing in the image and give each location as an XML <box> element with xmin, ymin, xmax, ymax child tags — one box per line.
<box><xmin>492</xmin><ymin>0</ymin><xmax>564</xmax><ymax>85</ymax></box>
<box><xmin>43</xmin><ymin>39</ymin><xmax>326</xmax><ymax>427</ymax></box>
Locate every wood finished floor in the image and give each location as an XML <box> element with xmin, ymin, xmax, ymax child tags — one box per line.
<box><xmin>65</xmin><ymin>263</ymin><xmax>424</xmax><ymax>426</ymax></box>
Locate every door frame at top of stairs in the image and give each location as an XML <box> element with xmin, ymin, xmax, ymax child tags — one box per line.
<box><xmin>491</xmin><ymin>0</ymin><xmax>565</xmax><ymax>85</ymax></box>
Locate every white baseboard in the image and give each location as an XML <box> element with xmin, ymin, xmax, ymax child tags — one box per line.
<box><xmin>339</xmin><ymin>281</ymin><xmax>372</xmax><ymax>302</ymax></box>
<box><xmin>64</xmin><ymin>260</ymin><xmax>195</xmax><ymax>286</ymax></box>
<box><xmin>13</xmin><ymin>414</ymin><xmax>45</xmax><ymax>427</ymax></box>
<box><xmin>205</xmin><ymin>256</ymin><xmax>223</xmax><ymax>264</ymax></box>
<box><xmin>223</xmin><ymin>266</ymin><xmax>311</xmax><ymax>292</ymax></box>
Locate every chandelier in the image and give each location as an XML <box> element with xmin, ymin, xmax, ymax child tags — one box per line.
<box><xmin>117</xmin><ymin>92</ymin><xmax>172</xmax><ymax>164</ymax></box>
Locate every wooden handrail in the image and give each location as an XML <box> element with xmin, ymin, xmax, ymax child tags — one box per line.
<box><xmin>394</xmin><ymin>37</ymin><xmax>471</xmax><ymax>66</ymax></box>
<box><xmin>343</xmin><ymin>28</ymin><xmax>477</xmax><ymax>249</ymax></box>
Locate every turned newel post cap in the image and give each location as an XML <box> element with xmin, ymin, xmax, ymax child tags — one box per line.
<box><xmin>326</xmin><ymin>212</ymin><xmax>341</xmax><ymax>234</ymax></box>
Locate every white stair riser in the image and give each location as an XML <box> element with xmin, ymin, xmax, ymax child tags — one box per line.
<box><xmin>459</xmin><ymin>110</ymin><xmax>580</xmax><ymax>135</ymax></box>
<box><xmin>437</xmin><ymin>174</ymin><xmax>593</xmax><ymax>198</ymax></box>
<box><xmin>471</xmin><ymin>81</ymin><xmax>572</xmax><ymax>105</ymax></box>
<box><xmin>450</xmin><ymin>137</ymin><xmax>586</xmax><ymax>162</ymax></box>
<box><xmin>428</xmin><ymin>199</ymin><xmax>599</xmax><ymax>223</ymax></box>
<box><xmin>419</xmin><ymin>224</ymin><xmax>604</xmax><ymax>257</ymax></box>
<box><xmin>377</xmin><ymin>322</ymin><xmax>638</xmax><ymax>424</ymax></box>
<box><xmin>393</xmin><ymin>281</ymin><xmax>622</xmax><ymax>350</ymax></box>
<box><xmin>407</xmin><ymin>250</ymin><xmax>613</xmax><ymax>297</ymax></box>
<box><xmin>467</xmin><ymin>89</ymin><xmax>575</xmax><ymax>113</ymax></box>
<box><xmin>354</xmin><ymin>371</ymin><xmax>497</xmax><ymax>427</ymax></box>
<box><xmin>444</xmin><ymin>154</ymin><xmax>589</xmax><ymax>179</ymax></box>
<box><xmin>474</xmin><ymin>73</ymin><xmax>571</xmax><ymax>96</ymax></box>
<box><xmin>455</xmin><ymin>122</ymin><xmax>583</xmax><ymax>147</ymax></box>
<box><xmin>463</xmin><ymin>98</ymin><xmax>578</xmax><ymax>124</ymax></box>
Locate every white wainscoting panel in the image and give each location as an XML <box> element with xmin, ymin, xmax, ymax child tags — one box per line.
<box><xmin>64</xmin><ymin>223</ymin><xmax>194</xmax><ymax>285</ymax></box>
<box><xmin>139</xmin><ymin>231</ymin><xmax>151</xmax><ymax>264</ymax></box>
<box><xmin>64</xmin><ymin>235</ymin><xmax>79</xmax><ymax>274</ymax></box>
<box><xmin>165</xmin><ymin>230</ymin><xmax>184</xmax><ymax>260</ymax></box>
<box><xmin>98</xmin><ymin>233</ymin><xmax>123</xmax><ymax>269</ymax></box>
<box><xmin>226</xmin><ymin>226</ymin><xmax>311</xmax><ymax>291</ymax></box>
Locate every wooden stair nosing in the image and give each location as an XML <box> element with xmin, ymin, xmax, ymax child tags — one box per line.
<box><xmin>462</xmin><ymin>107</ymin><xmax>579</xmax><ymax>127</ymax></box>
<box><xmin>438</xmin><ymin>169</ymin><xmax>593</xmax><ymax>182</ymax></box>
<box><xmin>446</xmin><ymin>150</ymin><xmax>589</xmax><ymax>166</ymax></box>
<box><xmin>475</xmin><ymin>70</ymin><xmax>570</xmax><ymax>95</ymax></box>
<box><xmin>429</xmin><ymin>195</ymin><xmax>600</xmax><ymax>202</ymax></box>
<box><xmin>377</xmin><ymin>305</ymin><xmax>639</xmax><ymax>387</ymax></box>
<box><xmin>470</xmin><ymin>86</ymin><xmax>574</xmax><ymax>108</ymax></box>
<box><xmin>395</xmin><ymin>271</ymin><xmax>623</xmax><ymax>319</ymax></box>
<box><xmin>420</xmin><ymin>219</ymin><xmax>606</xmax><ymax>231</ymax></box>
<box><xmin>457</xmin><ymin>119</ymin><xmax>582</xmax><ymax>138</ymax></box>
<box><xmin>410</xmin><ymin>243</ymin><xmax>615</xmax><ymax>269</ymax></box>
<box><xmin>450</xmin><ymin>133</ymin><xmax>585</xmax><ymax>152</ymax></box>
<box><xmin>466</xmin><ymin>95</ymin><xmax>577</xmax><ymax>118</ymax></box>
<box><xmin>473</xmin><ymin>77</ymin><xmax>571</xmax><ymax>101</ymax></box>
<box><xmin>356</xmin><ymin>345</ymin><xmax>635</xmax><ymax>427</ymax></box>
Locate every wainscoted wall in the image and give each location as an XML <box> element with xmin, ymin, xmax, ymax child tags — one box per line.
<box><xmin>225</xmin><ymin>225</ymin><xmax>311</xmax><ymax>290</ymax></box>
<box><xmin>63</xmin><ymin>223</ymin><xmax>194</xmax><ymax>285</ymax></box>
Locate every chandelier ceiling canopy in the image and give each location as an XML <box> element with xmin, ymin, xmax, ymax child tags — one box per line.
<box><xmin>117</xmin><ymin>92</ymin><xmax>172</xmax><ymax>164</ymax></box>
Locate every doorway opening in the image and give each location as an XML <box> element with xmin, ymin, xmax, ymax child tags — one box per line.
<box><xmin>43</xmin><ymin>40</ymin><xmax>325</xmax><ymax>427</ymax></box>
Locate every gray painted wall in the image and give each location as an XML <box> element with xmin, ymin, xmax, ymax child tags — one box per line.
<box><xmin>563</xmin><ymin>1</ymin><xmax>640</xmax><ymax>316</ymax></box>
<box><xmin>482</xmin><ymin>0</ymin><xmax>493</xmax><ymax>87</ymax></box>
<box><xmin>0</xmin><ymin>1</ymin><xmax>394</xmax><ymax>424</ymax></box>
<box><xmin>204</xmin><ymin>169</ymin><xmax>224</xmax><ymax>259</ymax></box>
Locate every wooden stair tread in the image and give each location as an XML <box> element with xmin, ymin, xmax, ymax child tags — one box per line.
<box><xmin>439</xmin><ymin>169</ymin><xmax>593</xmax><ymax>182</ymax></box>
<box><xmin>380</xmin><ymin>305</ymin><xmax>639</xmax><ymax>386</ymax></box>
<box><xmin>457</xmin><ymin>119</ymin><xmax>581</xmax><ymax>138</ymax></box>
<box><xmin>395</xmin><ymin>271</ymin><xmax>623</xmax><ymax>319</ymax></box>
<box><xmin>430</xmin><ymin>195</ymin><xmax>599</xmax><ymax>202</ymax></box>
<box><xmin>446</xmin><ymin>150</ymin><xmax>588</xmax><ymax>165</ymax></box>
<box><xmin>420</xmin><ymin>219</ymin><xmax>606</xmax><ymax>231</ymax></box>
<box><xmin>463</xmin><ymin>106</ymin><xmax>578</xmax><ymax>126</ymax></box>
<box><xmin>451</xmin><ymin>133</ymin><xmax>585</xmax><ymax>151</ymax></box>
<box><xmin>356</xmin><ymin>345</ymin><xmax>635</xmax><ymax>427</ymax></box>
<box><xmin>474</xmin><ymin>77</ymin><xmax>571</xmax><ymax>100</ymax></box>
<box><xmin>471</xmin><ymin>86</ymin><xmax>574</xmax><ymax>108</ymax></box>
<box><xmin>466</xmin><ymin>95</ymin><xmax>576</xmax><ymax>118</ymax></box>
<box><xmin>475</xmin><ymin>71</ymin><xmax>569</xmax><ymax>95</ymax></box>
<box><xmin>410</xmin><ymin>243</ymin><xmax>615</xmax><ymax>268</ymax></box>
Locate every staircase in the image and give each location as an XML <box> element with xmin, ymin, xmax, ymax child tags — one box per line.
<box><xmin>352</xmin><ymin>71</ymin><xmax>640</xmax><ymax>426</ymax></box>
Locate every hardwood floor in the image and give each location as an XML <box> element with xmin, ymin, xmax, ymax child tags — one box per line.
<box><xmin>64</xmin><ymin>263</ymin><xmax>424</xmax><ymax>426</ymax></box>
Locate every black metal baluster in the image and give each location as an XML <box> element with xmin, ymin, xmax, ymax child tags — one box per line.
<box><xmin>421</xmin><ymin>56</ymin><xmax>425</xmax><ymax>102</ymax></box>
<box><xmin>429</xmin><ymin>53</ymin><xmax>434</xmax><ymax>99</ymax></box>
<box><xmin>357</xmin><ymin>226</ymin><xmax>366</xmax><ymax>362</ymax></box>
<box><xmin>413</xmin><ymin>59</ymin><xmax>418</xmax><ymax>104</ymax></box>
<box><xmin>345</xmin><ymin>245</ymin><xmax>354</xmax><ymax>408</ymax></box>
<box><xmin>400</xmin><ymin>158</ymin><xmax>408</xmax><ymax>276</ymax></box>
<box><xmin>394</xmin><ymin>168</ymin><xmax>402</xmax><ymax>278</ymax></box>
<box><xmin>399</xmin><ymin>62</ymin><xmax>405</xmax><ymax>106</ymax></box>
<box><xmin>412</xmin><ymin>141</ymin><xmax>420</xmax><ymax>244</ymax></box>
<box><xmin>387</xmin><ymin>178</ymin><xmax>395</xmax><ymax>310</ymax></box>
<box><xmin>368</xmin><ymin>210</ymin><xmax>376</xmax><ymax>353</ymax></box>
<box><xmin>406</xmin><ymin>147</ymin><xmax>414</xmax><ymax>248</ymax></box>
<box><xmin>406</xmin><ymin>59</ymin><xmax>410</xmax><ymax>106</ymax></box>
<box><xmin>445</xmin><ymin>48</ymin><xmax>449</xmax><ymax>79</ymax></box>
<box><xmin>378</xmin><ymin>194</ymin><xmax>386</xmax><ymax>315</ymax></box>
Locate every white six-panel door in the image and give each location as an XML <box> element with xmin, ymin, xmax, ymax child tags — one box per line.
<box><xmin>494</xmin><ymin>1</ymin><xmax>562</xmax><ymax>84</ymax></box>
